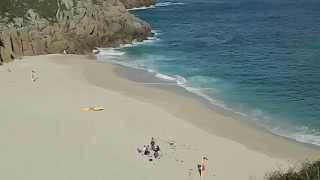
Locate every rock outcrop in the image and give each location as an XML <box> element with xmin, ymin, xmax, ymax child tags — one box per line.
<box><xmin>0</xmin><ymin>0</ymin><xmax>154</xmax><ymax>64</ymax></box>
<box><xmin>120</xmin><ymin>0</ymin><xmax>156</xmax><ymax>9</ymax></box>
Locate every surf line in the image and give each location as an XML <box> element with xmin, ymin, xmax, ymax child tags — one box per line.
<box><xmin>137</xmin><ymin>82</ymin><xmax>178</xmax><ymax>85</ymax></box>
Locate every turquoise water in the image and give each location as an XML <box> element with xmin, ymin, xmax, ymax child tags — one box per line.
<box><xmin>98</xmin><ymin>0</ymin><xmax>320</xmax><ymax>145</ymax></box>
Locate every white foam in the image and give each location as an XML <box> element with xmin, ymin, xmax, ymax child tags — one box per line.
<box><xmin>155</xmin><ymin>73</ymin><xmax>177</xmax><ymax>81</ymax></box>
<box><xmin>95</xmin><ymin>48</ymin><xmax>126</xmax><ymax>63</ymax></box>
<box><xmin>118</xmin><ymin>35</ymin><xmax>160</xmax><ymax>48</ymax></box>
<box><xmin>272</xmin><ymin>126</ymin><xmax>320</xmax><ymax>146</ymax></box>
<box><xmin>98</xmin><ymin>49</ymin><xmax>125</xmax><ymax>56</ymax></box>
<box><xmin>175</xmin><ymin>75</ymin><xmax>187</xmax><ymax>85</ymax></box>
<box><xmin>182</xmin><ymin>85</ymin><xmax>233</xmax><ymax>111</ymax></box>
<box><xmin>156</xmin><ymin>2</ymin><xmax>185</xmax><ymax>7</ymax></box>
<box><xmin>96</xmin><ymin>28</ymin><xmax>160</xmax><ymax>63</ymax></box>
<box><xmin>128</xmin><ymin>5</ymin><xmax>155</xmax><ymax>11</ymax></box>
<box><xmin>147</xmin><ymin>36</ymin><xmax>159</xmax><ymax>41</ymax></box>
<box><xmin>147</xmin><ymin>69</ymin><xmax>156</xmax><ymax>73</ymax></box>
<box><xmin>151</xmin><ymin>30</ymin><xmax>161</xmax><ymax>36</ymax></box>
<box><xmin>128</xmin><ymin>2</ymin><xmax>184</xmax><ymax>11</ymax></box>
<box><xmin>152</xmin><ymin>72</ymin><xmax>237</xmax><ymax>114</ymax></box>
<box><xmin>119</xmin><ymin>43</ymin><xmax>136</xmax><ymax>48</ymax></box>
<box><xmin>293</xmin><ymin>133</ymin><xmax>320</xmax><ymax>146</ymax></box>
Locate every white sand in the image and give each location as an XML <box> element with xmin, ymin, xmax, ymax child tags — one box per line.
<box><xmin>0</xmin><ymin>54</ymin><xmax>318</xmax><ymax>180</ymax></box>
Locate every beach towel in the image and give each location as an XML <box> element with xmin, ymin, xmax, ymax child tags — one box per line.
<box><xmin>81</xmin><ymin>106</ymin><xmax>105</xmax><ymax>112</ymax></box>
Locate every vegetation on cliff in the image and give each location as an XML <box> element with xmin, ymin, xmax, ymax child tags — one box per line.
<box><xmin>0</xmin><ymin>0</ymin><xmax>60</xmax><ymax>20</ymax></box>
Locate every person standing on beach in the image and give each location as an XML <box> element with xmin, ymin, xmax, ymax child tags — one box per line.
<box><xmin>201</xmin><ymin>157</ymin><xmax>208</xmax><ymax>178</ymax></box>
<box><xmin>197</xmin><ymin>164</ymin><xmax>202</xmax><ymax>177</ymax></box>
<box><xmin>198</xmin><ymin>157</ymin><xmax>208</xmax><ymax>178</ymax></box>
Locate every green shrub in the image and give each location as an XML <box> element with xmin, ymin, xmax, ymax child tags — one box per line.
<box><xmin>0</xmin><ymin>0</ymin><xmax>60</xmax><ymax>20</ymax></box>
<box><xmin>266</xmin><ymin>160</ymin><xmax>320</xmax><ymax>180</ymax></box>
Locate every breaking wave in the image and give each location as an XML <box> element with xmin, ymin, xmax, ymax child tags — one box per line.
<box><xmin>128</xmin><ymin>1</ymin><xmax>184</xmax><ymax>11</ymax></box>
<box><xmin>155</xmin><ymin>2</ymin><xmax>185</xmax><ymax>7</ymax></box>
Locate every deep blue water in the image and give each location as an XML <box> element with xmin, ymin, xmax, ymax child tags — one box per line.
<box><xmin>99</xmin><ymin>0</ymin><xmax>320</xmax><ymax>145</ymax></box>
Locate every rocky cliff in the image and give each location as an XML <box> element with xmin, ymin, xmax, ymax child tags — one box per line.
<box><xmin>0</xmin><ymin>0</ymin><xmax>155</xmax><ymax>64</ymax></box>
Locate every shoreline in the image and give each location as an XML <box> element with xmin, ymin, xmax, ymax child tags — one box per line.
<box><xmin>0</xmin><ymin>54</ymin><xmax>319</xmax><ymax>180</ymax></box>
<box><xmin>95</xmin><ymin>34</ymin><xmax>320</xmax><ymax>148</ymax></box>
<box><xmin>118</xmin><ymin>63</ymin><xmax>320</xmax><ymax>150</ymax></box>
<box><xmin>90</xmin><ymin>59</ymin><xmax>320</xmax><ymax>160</ymax></box>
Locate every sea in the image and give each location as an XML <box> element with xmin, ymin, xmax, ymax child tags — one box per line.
<box><xmin>97</xmin><ymin>0</ymin><xmax>320</xmax><ymax>146</ymax></box>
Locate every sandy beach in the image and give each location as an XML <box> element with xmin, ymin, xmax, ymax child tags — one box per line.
<box><xmin>0</xmin><ymin>54</ymin><xmax>319</xmax><ymax>180</ymax></box>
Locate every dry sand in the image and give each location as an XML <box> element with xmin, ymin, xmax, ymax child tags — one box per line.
<box><xmin>0</xmin><ymin>54</ymin><xmax>319</xmax><ymax>180</ymax></box>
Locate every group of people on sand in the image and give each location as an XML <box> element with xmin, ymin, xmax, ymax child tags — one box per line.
<box><xmin>137</xmin><ymin>137</ymin><xmax>161</xmax><ymax>161</ymax></box>
<box><xmin>138</xmin><ymin>138</ymin><xmax>209</xmax><ymax>178</ymax></box>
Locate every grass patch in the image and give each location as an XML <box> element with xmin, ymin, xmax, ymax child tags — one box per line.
<box><xmin>266</xmin><ymin>160</ymin><xmax>320</xmax><ymax>180</ymax></box>
<box><xmin>0</xmin><ymin>0</ymin><xmax>63</xmax><ymax>21</ymax></box>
